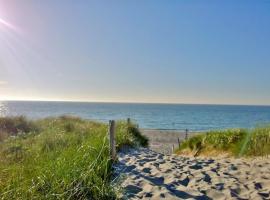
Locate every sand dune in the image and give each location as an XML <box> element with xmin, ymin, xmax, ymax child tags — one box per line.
<box><xmin>114</xmin><ymin>148</ymin><xmax>270</xmax><ymax>200</ymax></box>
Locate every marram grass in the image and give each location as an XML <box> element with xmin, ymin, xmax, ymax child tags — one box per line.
<box><xmin>176</xmin><ymin>126</ymin><xmax>270</xmax><ymax>157</ymax></box>
<box><xmin>0</xmin><ymin>116</ymin><xmax>148</xmax><ymax>200</ymax></box>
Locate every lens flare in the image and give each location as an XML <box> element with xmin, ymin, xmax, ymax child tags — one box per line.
<box><xmin>0</xmin><ymin>14</ymin><xmax>52</xmax><ymax>101</ymax></box>
<box><xmin>0</xmin><ymin>17</ymin><xmax>17</xmax><ymax>31</ymax></box>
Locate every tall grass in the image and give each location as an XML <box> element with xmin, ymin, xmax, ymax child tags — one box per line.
<box><xmin>245</xmin><ymin>126</ymin><xmax>270</xmax><ymax>156</ymax></box>
<box><xmin>0</xmin><ymin>116</ymin><xmax>147</xmax><ymax>200</ymax></box>
<box><xmin>176</xmin><ymin>126</ymin><xmax>270</xmax><ymax>157</ymax></box>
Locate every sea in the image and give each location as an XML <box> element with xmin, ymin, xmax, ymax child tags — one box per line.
<box><xmin>1</xmin><ymin>101</ymin><xmax>270</xmax><ymax>131</ymax></box>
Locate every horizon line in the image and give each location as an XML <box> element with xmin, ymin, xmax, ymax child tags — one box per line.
<box><xmin>1</xmin><ymin>98</ymin><xmax>270</xmax><ymax>107</ymax></box>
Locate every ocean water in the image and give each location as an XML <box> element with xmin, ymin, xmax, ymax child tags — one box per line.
<box><xmin>1</xmin><ymin>101</ymin><xmax>270</xmax><ymax>131</ymax></box>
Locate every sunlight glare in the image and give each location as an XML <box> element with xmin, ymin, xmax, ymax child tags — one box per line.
<box><xmin>0</xmin><ymin>17</ymin><xmax>17</xmax><ymax>31</ymax></box>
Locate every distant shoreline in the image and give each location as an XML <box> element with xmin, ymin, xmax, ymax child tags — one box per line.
<box><xmin>1</xmin><ymin>101</ymin><xmax>270</xmax><ymax>131</ymax></box>
<box><xmin>1</xmin><ymin>100</ymin><xmax>270</xmax><ymax>107</ymax></box>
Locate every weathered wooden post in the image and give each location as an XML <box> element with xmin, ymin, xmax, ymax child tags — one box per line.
<box><xmin>109</xmin><ymin>120</ymin><xmax>116</xmax><ymax>161</ymax></box>
<box><xmin>127</xmin><ymin>118</ymin><xmax>131</xmax><ymax>125</ymax></box>
<box><xmin>172</xmin><ymin>144</ymin><xmax>175</xmax><ymax>154</ymax></box>
<box><xmin>178</xmin><ymin>137</ymin><xmax>181</xmax><ymax>148</ymax></box>
<box><xmin>185</xmin><ymin>129</ymin><xmax>189</xmax><ymax>140</ymax></box>
<box><xmin>126</xmin><ymin>118</ymin><xmax>131</xmax><ymax>136</ymax></box>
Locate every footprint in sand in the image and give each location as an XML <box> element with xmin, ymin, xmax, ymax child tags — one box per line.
<box><xmin>114</xmin><ymin>148</ymin><xmax>270</xmax><ymax>200</ymax></box>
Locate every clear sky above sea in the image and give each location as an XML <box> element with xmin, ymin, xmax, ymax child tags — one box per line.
<box><xmin>0</xmin><ymin>1</ymin><xmax>270</xmax><ymax>105</ymax></box>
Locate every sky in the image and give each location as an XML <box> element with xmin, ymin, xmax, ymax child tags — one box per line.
<box><xmin>0</xmin><ymin>0</ymin><xmax>270</xmax><ymax>105</ymax></box>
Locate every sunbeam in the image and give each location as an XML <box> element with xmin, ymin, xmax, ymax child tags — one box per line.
<box><xmin>0</xmin><ymin>17</ymin><xmax>17</xmax><ymax>31</ymax></box>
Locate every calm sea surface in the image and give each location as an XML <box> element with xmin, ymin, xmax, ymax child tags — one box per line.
<box><xmin>1</xmin><ymin>101</ymin><xmax>270</xmax><ymax>131</ymax></box>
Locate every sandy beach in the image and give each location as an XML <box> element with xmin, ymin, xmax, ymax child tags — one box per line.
<box><xmin>113</xmin><ymin>130</ymin><xmax>270</xmax><ymax>200</ymax></box>
<box><xmin>114</xmin><ymin>148</ymin><xmax>270</xmax><ymax>200</ymax></box>
<box><xmin>140</xmin><ymin>129</ymin><xmax>199</xmax><ymax>154</ymax></box>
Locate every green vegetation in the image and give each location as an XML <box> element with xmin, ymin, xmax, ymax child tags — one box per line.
<box><xmin>0</xmin><ymin>116</ymin><xmax>148</xmax><ymax>200</ymax></box>
<box><xmin>0</xmin><ymin>116</ymin><xmax>39</xmax><ymax>141</ymax></box>
<box><xmin>176</xmin><ymin>126</ymin><xmax>270</xmax><ymax>157</ymax></box>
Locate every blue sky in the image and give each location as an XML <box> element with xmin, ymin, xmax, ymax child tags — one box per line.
<box><xmin>0</xmin><ymin>1</ymin><xmax>270</xmax><ymax>105</ymax></box>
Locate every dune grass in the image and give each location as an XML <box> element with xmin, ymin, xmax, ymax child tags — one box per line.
<box><xmin>176</xmin><ymin>126</ymin><xmax>270</xmax><ymax>157</ymax></box>
<box><xmin>0</xmin><ymin>116</ymin><xmax>39</xmax><ymax>141</ymax></box>
<box><xmin>0</xmin><ymin>116</ymin><xmax>148</xmax><ymax>200</ymax></box>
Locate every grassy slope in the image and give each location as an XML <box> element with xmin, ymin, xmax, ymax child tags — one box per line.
<box><xmin>0</xmin><ymin>116</ymin><xmax>148</xmax><ymax>200</ymax></box>
<box><xmin>176</xmin><ymin>126</ymin><xmax>270</xmax><ymax>157</ymax></box>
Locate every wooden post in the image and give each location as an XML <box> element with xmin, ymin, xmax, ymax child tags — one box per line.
<box><xmin>178</xmin><ymin>137</ymin><xmax>181</xmax><ymax>148</ymax></box>
<box><xmin>109</xmin><ymin>120</ymin><xmax>116</xmax><ymax>161</ymax></box>
<box><xmin>185</xmin><ymin>129</ymin><xmax>189</xmax><ymax>140</ymax></box>
<box><xmin>172</xmin><ymin>144</ymin><xmax>175</xmax><ymax>154</ymax></box>
<box><xmin>127</xmin><ymin>118</ymin><xmax>131</xmax><ymax>135</ymax></box>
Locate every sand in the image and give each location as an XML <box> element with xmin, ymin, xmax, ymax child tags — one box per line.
<box><xmin>140</xmin><ymin>129</ymin><xmax>199</xmax><ymax>154</ymax></box>
<box><xmin>114</xmin><ymin>148</ymin><xmax>270</xmax><ymax>200</ymax></box>
<box><xmin>112</xmin><ymin>130</ymin><xmax>270</xmax><ymax>199</ymax></box>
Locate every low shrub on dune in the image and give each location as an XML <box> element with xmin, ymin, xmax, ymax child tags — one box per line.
<box><xmin>0</xmin><ymin>116</ymin><xmax>38</xmax><ymax>141</ymax></box>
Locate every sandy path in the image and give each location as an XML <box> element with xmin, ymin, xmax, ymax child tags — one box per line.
<box><xmin>114</xmin><ymin>148</ymin><xmax>270</xmax><ymax>200</ymax></box>
<box><xmin>140</xmin><ymin>129</ymin><xmax>199</xmax><ymax>154</ymax></box>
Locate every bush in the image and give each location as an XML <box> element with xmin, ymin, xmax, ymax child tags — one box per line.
<box><xmin>179</xmin><ymin>134</ymin><xmax>204</xmax><ymax>151</ymax></box>
<box><xmin>0</xmin><ymin>116</ymin><xmax>38</xmax><ymax>136</ymax></box>
<box><xmin>0</xmin><ymin>131</ymin><xmax>8</xmax><ymax>142</ymax></box>
<box><xmin>128</xmin><ymin>126</ymin><xmax>149</xmax><ymax>147</ymax></box>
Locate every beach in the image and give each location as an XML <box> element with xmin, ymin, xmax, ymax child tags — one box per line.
<box><xmin>140</xmin><ymin>129</ymin><xmax>199</xmax><ymax>154</ymax></box>
<box><xmin>112</xmin><ymin>129</ymin><xmax>270</xmax><ymax>200</ymax></box>
<box><xmin>114</xmin><ymin>148</ymin><xmax>270</xmax><ymax>200</ymax></box>
<box><xmin>1</xmin><ymin>1</ymin><xmax>270</xmax><ymax>199</ymax></box>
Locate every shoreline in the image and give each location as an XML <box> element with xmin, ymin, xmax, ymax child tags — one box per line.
<box><xmin>2</xmin><ymin>100</ymin><xmax>270</xmax><ymax>107</ymax></box>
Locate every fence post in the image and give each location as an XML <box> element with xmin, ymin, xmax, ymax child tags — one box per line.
<box><xmin>172</xmin><ymin>144</ymin><xmax>175</xmax><ymax>154</ymax></box>
<box><xmin>185</xmin><ymin>129</ymin><xmax>189</xmax><ymax>140</ymax></box>
<box><xmin>127</xmin><ymin>118</ymin><xmax>131</xmax><ymax>125</ymax></box>
<box><xmin>178</xmin><ymin>137</ymin><xmax>181</xmax><ymax>148</ymax></box>
<box><xmin>109</xmin><ymin>120</ymin><xmax>116</xmax><ymax>161</ymax></box>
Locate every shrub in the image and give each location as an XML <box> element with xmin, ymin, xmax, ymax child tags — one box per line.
<box><xmin>0</xmin><ymin>131</ymin><xmax>8</xmax><ymax>142</ymax></box>
<box><xmin>0</xmin><ymin>116</ymin><xmax>38</xmax><ymax>136</ymax></box>
<box><xmin>179</xmin><ymin>134</ymin><xmax>204</xmax><ymax>151</ymax></box>
<box><xmin>128</xmin><ymin>126</ymin><xmax>149</xmax><ymax>147</ymax></box>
